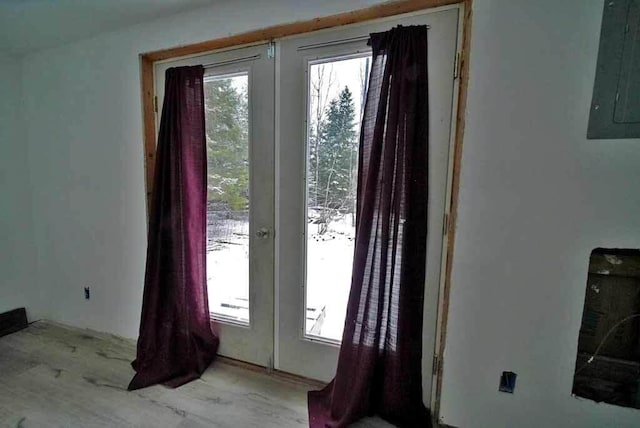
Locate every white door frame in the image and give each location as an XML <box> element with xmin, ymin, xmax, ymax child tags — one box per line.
<box><xmin>429</xmin><ymin>3</ymin><xmax>466</xmax><ymax>410</ymax></box>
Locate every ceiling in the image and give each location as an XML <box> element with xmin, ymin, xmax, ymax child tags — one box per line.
<box><xmin>0</xmin><ymin>0</ymin><xmax>216</xmax><ymax>56</ymax></box>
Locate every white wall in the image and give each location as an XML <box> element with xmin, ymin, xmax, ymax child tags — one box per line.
<box><xmin>17</xmin><ymin>0</ymin><xmax>640</xmax><ymax>426</ymax></box>
<box><xmin>20</xmin><ymin>0</ymin><xmax>383</xmax><ymax>339</ymax></box>
<box><xmin>0</xmin><ymin>56</ymin><xmax>36</xmax><ymax>316</ymax></box>
<box><xmin>440</xmin><ymin>1</ymin><xmax>640</xmax><ymax>427</ymax></box>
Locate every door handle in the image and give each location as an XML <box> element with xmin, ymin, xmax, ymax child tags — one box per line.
<box><xmin>255</xmin><ymin>228</ymin><xmax>271</xmax><ymax>239</ymax></box>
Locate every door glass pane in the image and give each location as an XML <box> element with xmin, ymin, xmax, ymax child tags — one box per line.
<box><xmin>305</xmin><ymin>55</ymin><xmax>371</xmax><ymax>341</ymax></box>
<box><xmin>204</xmin><ymin>72</ymin><xmax>250</xmax><ymax>324</ymax></box>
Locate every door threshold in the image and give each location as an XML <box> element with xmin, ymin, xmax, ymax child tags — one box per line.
<box><xmin>216</xmin><ymin>354</ymin><xmax>328</xmax><ymax>389</ymax></box>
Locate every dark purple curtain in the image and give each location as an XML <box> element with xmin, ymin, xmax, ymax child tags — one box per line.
<box><xmin>129</xmin><ymin>66</ymin><xmax>219</xmax><ymax>391</ymax></box>
<box><xmin>308</xmin><ymin>26</ymin><xmax>431</xmax><ymax>428</ymax></box>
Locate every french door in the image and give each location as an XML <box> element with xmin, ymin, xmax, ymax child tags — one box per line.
<box><xmin>153</xmin><ymin>4</ymin><xmax>461</xmax><ymax>407</ymax></box>
<box><xmin>276</xmin><ymin>7</ymin><xmax>461</xmax><ymax>406</ymax></box>
<box><xmin>155</xmin><ymin>43</ymin><xmax>275</xmax><ymax>367</ymax></box>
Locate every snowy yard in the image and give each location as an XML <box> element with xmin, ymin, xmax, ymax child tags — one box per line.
<box><xmin>305</xmin><ymin>214</ymin><xmax>355</xmax><ymax>341</ymax></box>
<box><xmin>206</xmin><ymin>213</ymin><xmax>250</xmax><ymax>323</ymax></box>
<box><xmin>206</xmin><ymin>214</ymin><xmax>354</xmax><ymax>342</ymax></box>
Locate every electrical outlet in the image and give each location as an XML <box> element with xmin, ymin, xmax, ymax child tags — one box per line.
<box><xmin>84</xmin><ymin>287</ymin><xmax>90</xmax><ymax>300</ymax></box>
<box><xmin>499</xmin><ymin>371</ymin><xmax>516</xmax><ymax>393</ymax></box>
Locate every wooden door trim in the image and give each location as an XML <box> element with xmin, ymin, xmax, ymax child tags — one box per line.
<box><xmin>139</xmin><ymin>0</ymin><xmax>473</xmax><ymax>421</ymax></box>
<box><xmin>434</xmin><ymin>1</ymin><xmax>472</xmax><ymax>419</ymax></box>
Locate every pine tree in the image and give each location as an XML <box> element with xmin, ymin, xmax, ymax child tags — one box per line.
<box><xmin>314</xmin><ymin>86</ymin><xmax>357</xmax><ymax>213</ymax></box>
<box><xmin>204</xmin><ymin>77</ymin><xmax>249</xmax><ymax>211</ymax></box>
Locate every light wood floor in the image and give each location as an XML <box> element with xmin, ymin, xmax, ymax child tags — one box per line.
<box><xmin>0</xmin><ymin>321</ymin><xmax>395</xmax><ymax>428</ymax></box>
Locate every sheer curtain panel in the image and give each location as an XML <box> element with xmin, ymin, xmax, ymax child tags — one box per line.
<box><xmin>129</xmin><ymin>66</ymin><xmax>219</xmax><ymax>391</ymax></box>
<box><xmin>308</xmin><ymin>26</ymin><xmax>432</xmax><ymax>428</ymax></box>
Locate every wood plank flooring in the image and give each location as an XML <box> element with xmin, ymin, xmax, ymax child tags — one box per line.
<box><xmin>0</xmin><ymin>322</ymin><xmax>395</xmax><ymax>428</ymax></box>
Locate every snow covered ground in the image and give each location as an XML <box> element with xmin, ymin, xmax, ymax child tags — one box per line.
<box><xmin>206</xmin><ymin>214</ymin><xmax>354</xmax><ymax>341</ymax></box>
<box><xmin>206</xmin><ymin>216</ymin><xmax>250</xmax><ymax>323</ymax></box>
<box><xmin>305</xmin><ymin>214</ymin><xmax>355</xmax><ymax>341</ymax></box>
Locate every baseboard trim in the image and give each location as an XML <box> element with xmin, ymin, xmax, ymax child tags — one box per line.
<box><xmin>0</xmin><ymin>307</ymin><xmax>28</xmax><ymax>337</ymax></box>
